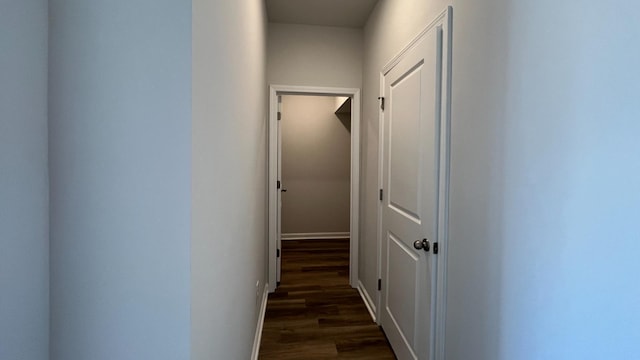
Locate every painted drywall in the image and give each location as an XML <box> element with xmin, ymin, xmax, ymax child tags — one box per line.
<box><xmin>360</xmin><ymin>0</ymin><xmax>450</xmax><ymax>317</ymax></box>
<box><xmin>191</xmin><ymin>0</ymin><xmax>268</xmax><ymax>359</ymax></box>
<box><xmin>268</xmin><ymin>23</ymin><xmax>363</xmax><ymax>88</ymax></box>
<box><xmin>445</xmin><ymin>1</ymin><xmax>640</xmax><ymax>358</ymax></box>
<box><xmin>0</xmin><ymin>1</ymin><xmax>49</xmax><ymax>359</ymax></box>
<box><xmin>363</xmin><ymin>0</ymin><xmax>640</xmax><ymax>358</ymax></box>
<box><xmin>48</xmin><ymin>1</ymin><xmax>192</xmax><ymax>359</ymax></box>
<box><xmin>281</xmin><ymin>95</ymin><xmax>351</xmax><ymax>234</ymax></box>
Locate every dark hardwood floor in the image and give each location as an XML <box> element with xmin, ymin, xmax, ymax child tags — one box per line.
<box><xmin>258</xmin><ymin>239</ymin><xmax>396</xmax><ymax>359</ymax></box>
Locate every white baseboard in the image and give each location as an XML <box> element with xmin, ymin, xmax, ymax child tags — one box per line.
<box><xmin>281</xmin><ymin>232</ymin><xmax>350</xmax><ymax>240</ymax></box>
<box><xmin>357</xmin><ymin>280</ymin><xmax>377</xmax><ymax>322</ymax></box>
<box><xmin>251</xmin><ymin>283</ymin><xmax>269</xmax><ymax>360</ymax></box>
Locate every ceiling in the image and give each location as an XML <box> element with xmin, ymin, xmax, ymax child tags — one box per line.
<box><xmin>265</xmin><ymin>0</ymin><xmax>379</xmax><ymax>28</ymax></box>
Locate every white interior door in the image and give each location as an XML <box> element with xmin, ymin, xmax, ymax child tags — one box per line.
<box><xmin>380</xmin><ymin>22</ymin><xmax>444</xmax><ymax>360</ymax></box>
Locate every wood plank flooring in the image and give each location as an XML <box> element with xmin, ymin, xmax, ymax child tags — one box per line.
<box><xmin>258</xmin><ymin>239</ymin><xmax>396</xmax><ymax>359</ymax></box>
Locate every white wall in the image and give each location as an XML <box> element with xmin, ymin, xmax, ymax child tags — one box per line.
<box><xmin>281</xmin><ymin>95</ymin><xmax>351</xmax><ymax>234</ymax></box>
<box><xmin>363</xmin><ymin>0</ymin><xmax>640</xmax><ymax>359</ymax></box>
<box><xmin>268</xmin><ymin>23</ymin><xmax>363</xmax><ymax>88</ymax></box>
<box><xmin>445</xmin><ymin>1</ymin><xmax>640</xmax><ymax>358</ymax></box>
<box><xmin>48</xmin><ymin>1</ymin><xmax>192</xmax><ymax>359</ymax></box>
<box><xmin>361</xmin><ymin>0</ymin><xmax>449</xmax><ymax>316</ymax></box>
<box><xmin>0</xmin><ymin>1</ymin><xmax>49</xmax><ymax>359</ymax></box>
<box><xmin>191</xmin><ymin>1</ymin><xmax>268</xmax><ymax>359</ymax></box>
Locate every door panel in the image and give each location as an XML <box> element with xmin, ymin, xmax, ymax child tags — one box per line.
<box><xmin>387</xmin><ymin>232</ymin><xmax>419</xmax><ymax>347</ymax></box>
<box><xmin>380</xmin><ymin>23</ymin><xmax>443</xmax><ymax>360</ymax></box>
<box><xmin>389</xmin><ymin>65</ymin><xmax>423</xmax><ymax>221</ymax></box>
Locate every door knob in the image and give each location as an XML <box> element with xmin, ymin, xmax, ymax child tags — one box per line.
<box><xmin>281</xmin><ymin>188</ymin><xmax>287</xmax><ymax>192</ymax></box>
<box><xmin>413</xmin><ymin>239</ymin><xmax>430</xmax><ymax>252</ymax></box>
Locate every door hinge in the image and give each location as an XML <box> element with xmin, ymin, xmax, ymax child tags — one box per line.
<box><xmin>277</xmin><ymin>180</ymin><xmax>281</xmax><ymax>189</ymax></box>
<box><xmin>277</xmin><ymin>111</ymin><xmax>281</xmax><ymax>120</ymax></box>
<box><xmin>378</xmin><ymin>279</ymin><xmax>382</xmax><ymax>291</ymax></box>
<box><xmin>433</xmin><ymin>242</ymin><xmax>439</xmax><ymax>255</ymax></box>
<box><xmin>277</xmin><ymin>249</ymin><xmax>280</xmax><ymax>258</ymax></box>
<box><xmin>379</xmin><ymin>189</ymin><xmax>383</xmax><ymax>201</ymax></box>
<box><xmin>378</xmin><ymin>96</ymin><xmax>385</xmax><ymax>111</ymax></box>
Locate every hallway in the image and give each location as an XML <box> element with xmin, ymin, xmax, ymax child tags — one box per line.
<box><xmin>258</xmin><ymin>240</ymin><xmax>396</xmax><ymax>359</ymax></box>
<box><xmin>3</xmin><ymin>1</ymin><xmax>639</xmax><ymax>359</ymax></box>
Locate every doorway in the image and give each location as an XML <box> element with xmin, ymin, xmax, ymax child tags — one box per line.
<box><xmin>268</xmin><ymin>85</ymin><xmax>361</xmax><ymax>292</ymax></box>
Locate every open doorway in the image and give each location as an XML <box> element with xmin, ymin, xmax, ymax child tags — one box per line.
<box><xmin>280</xmin><ymin>94</ymin><xmax>351</xmax><ymax>243</ymax></box>
<box><xmin>268</xmin><ymin>85</ymin><xmax>361</xmax><ymax>292</ymax></box>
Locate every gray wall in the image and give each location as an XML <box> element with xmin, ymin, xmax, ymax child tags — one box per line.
<box><xmin>268</xmin><ymin>23</ymin><xmax>362</xmax><ymax>88</ymax></box>
<box><xmin>48</xmin><ymin>1</ymin><xmax>192</xmax><ymax>359</ymax></box>
<box><xmin>446</xmin><ymin>1</ymin><xmax>640</xmax><ymax>358</ymax></box>
<box><xmin>281</xmin><ymin>95</ymin><xmax>351</xmax><ymax>234</ymax></box>
<box><xmin>0</xmin><ymin>1</ymin><xmax>49</xmax><ymax>359</ymax></box>
<box><xmin>361</xmin><ymin>0</ymin><xmax>451</xmax><ymax>315</ymax></box>
<box><xmin>363</xmin><ymin>0</ymin><xmax>640</xmax><ymax>358</ymax></box>
<box><xmin>191</xmin><ymin>1</ymin><xmax>268</xmax><ymax>359</ymax></box>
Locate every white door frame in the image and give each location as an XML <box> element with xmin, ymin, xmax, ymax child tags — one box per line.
<box><xmin>268</xmin><ymin>85</ymin><xmax>361</xmax><ymax>292</ymax></box>
<box><xmin>376</xmin><ymin>6</ymin><xmax>452</xmax><ymax>360</ymax></box>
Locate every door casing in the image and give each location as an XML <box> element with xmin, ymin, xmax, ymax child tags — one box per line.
<box><xmin>268</xmin><ymin>85</ymin><xmax>361</xmax><ymax>292</ymax></box>
<box><xmin>377</xmin><ymin>6</ymin><xmax>452</xmax><ymax>360</ymax></box>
